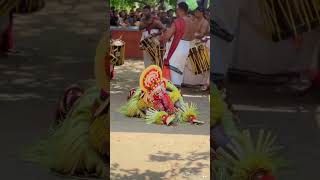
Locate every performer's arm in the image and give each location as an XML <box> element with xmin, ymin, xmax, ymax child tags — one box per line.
<box><xmin>160</xmin><ymin>23</ymin><xmax>175</xmax><ymax>44</ymax></box>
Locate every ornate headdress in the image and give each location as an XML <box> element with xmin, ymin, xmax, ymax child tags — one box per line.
<box><xmin>139</xmin><ymin>65</ymin><xmax>165</xmax><ymax>93</ymax></box>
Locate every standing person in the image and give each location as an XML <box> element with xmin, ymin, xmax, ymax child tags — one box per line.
<box><xmin>110</xmin><ymin>7</ymin><xmax>119</xmax><ymax>26</ymax></box>
<box><xmin>127</xmin><ymin>10</ymin><xmax>136</xmax><ymax>26</ymax></box>
<box><xmin>139</xmin><ymin>5</ymin><xmax>166</xmax><ymax>67</ymax></box>
<box><xmin>134</xmin><ymin>9</ymin><xmax>141</xmax><ymax>22</ymax></box>
<box><xmin>159</xmin><ymin>11</ymin><xmax>169</xmax><ymax>26</ymax></box>
<box><xmin>0</xmin><ymin>11</ymin><xmax>14</xmax><ymax>57</ymax></box>
<box><xmin>166</xmin><ymin>9</ymin><xmax>175</xmax><ymax>27</ymax></box>
<box><xmin>118</xmin><ymin>10</ymin><xmax>129</xmax><ymax>26</ymax></box>
<box><xmin>160</xmin><ymin>2</ymin><xmax>195</xmax><ymax>89</ymax></box>
<box><xmin>183</xmin><ymin>6</ymin><xmax>210</xmax><ymax>90</ymax></box>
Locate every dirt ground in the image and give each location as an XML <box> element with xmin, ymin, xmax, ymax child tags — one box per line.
<box><xmin>110</xmin><ymin>60</ymin><xmax>210</xmax><ymax>180</ymax></box>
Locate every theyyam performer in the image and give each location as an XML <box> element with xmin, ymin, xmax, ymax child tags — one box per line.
<box><xmin>120</xmin><ymin>65</ymin><xmax>204</xmax><ymax>126</ymax></box>
<box><xmin>139</xmin><ymin>5</ymin><xmax>166</xmax><ymax>67</ymax></box>
<box><xmin>160</xmin><ymin>2</ymin><xmax>195</xmax><ymax>89</ymax></box>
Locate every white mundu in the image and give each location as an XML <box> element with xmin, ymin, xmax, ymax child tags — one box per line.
<box><xmin>163</xmin><ymin>38</ymin><xmax>190</xmax><ymax>86</ymax></box>
<box><xmin>141</xmin><ymin>29</ymin><xmax>160</xmax><ymax>67</ymax></box>
<box><xmin>183</xmin><ymin>38</ymin><xmax>210</xmax><ymax>85</ymax></box>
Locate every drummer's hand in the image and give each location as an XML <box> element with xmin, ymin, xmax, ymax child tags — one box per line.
<box><xmin>151</xmin><ymin>33</ymin><xmax>160</xmax><ymax>37</ymax></box>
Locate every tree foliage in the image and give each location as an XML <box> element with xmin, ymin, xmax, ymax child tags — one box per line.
<box><xmin>110</xmin><ymin>0</ymin><xmax>177</xmax><ymax>11</ymax></box>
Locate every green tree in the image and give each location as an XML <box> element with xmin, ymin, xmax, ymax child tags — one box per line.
<box><xmin>110</xmin><ymin>0</ymin><xmax>177</xmax><ymax>11</ymax></box>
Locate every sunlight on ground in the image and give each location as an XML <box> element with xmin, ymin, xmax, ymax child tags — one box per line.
<box><xmin>110</xmin><ymin>60</ymin><xmax>210</xmax><ymax>179</ymax></box>
<box><xmin>110</xmin><ymin>132</ymin><xmax>210</xmax><ymax>180</ymax></box>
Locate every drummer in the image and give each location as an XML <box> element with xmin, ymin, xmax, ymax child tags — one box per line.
<box><xmin>183</xmin><ymin>6</ymin><xmax>210</xmax><ymax>91</ymax></box>
<box><xmin>139</xmin><ymin>5</ymin><xmax>166</xmax><ymax>67</ymax></box>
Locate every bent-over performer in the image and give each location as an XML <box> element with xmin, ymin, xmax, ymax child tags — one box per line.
<box><xmin>139</xmin><ymin>5</ymin><xmax>166</xmax><ymax>67</ymax></box>
<box><xmin>160</xmin><ymin>2</ymin><xmax>195</xmax><ymax>89</ymax></box>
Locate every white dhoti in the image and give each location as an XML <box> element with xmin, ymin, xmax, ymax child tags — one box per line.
<box><xmin>183</xmin><ymin>38</ymin><xmax>210</xmax><ymax>86</ymax></box>
<box><xmin>141</xmin><ymin>29</ymin><xmax>159</xmax><ymax>68</ymax></box>
<box><xmin>164</xmin><ymin>39</ymin><xmax>190</xmax><ymax>86</ymax></box>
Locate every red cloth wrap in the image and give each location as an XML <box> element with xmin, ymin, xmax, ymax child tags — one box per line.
<box><xmin>162</xmin><ymin>18</ymin><xmax>185</xmax><ymax>80</ymax></box>
<box><xmin>152</xmin><ymin>93</ymin><xmax>175</xmax><ymax>113</ymax></box>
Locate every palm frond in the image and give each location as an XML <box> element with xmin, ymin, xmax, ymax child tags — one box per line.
<box><xmin>145</xmin><ymin>108</ymin><xmax>168</xmax><ymax>124</ymax></box>
<box><xmin>119</xmin><ymin>89</ymin><xmax>145</xmax><ymax>117</ymax></box>
<box><xmin>177</xmin><ymin>102</ymin><xmax>199</xmax><ymax>122</ymax></box>
<box><xmin>215</xmin><ymin>129</ymin><xmax>288</xmax><ymax>179</ymax></box>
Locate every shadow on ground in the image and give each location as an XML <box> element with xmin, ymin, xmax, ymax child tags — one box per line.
<box><xmin>110</xmin><ymin>151</ymin><xmax>209</xmax><ymax>180</ymax></box>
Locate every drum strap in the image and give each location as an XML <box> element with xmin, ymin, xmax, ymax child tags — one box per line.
<box><xmin>168</xmin><ymin>65</ymin><xmax>183</xmax><ymax>75</ymax></box>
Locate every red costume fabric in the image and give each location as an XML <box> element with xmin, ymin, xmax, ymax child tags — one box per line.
<box><xmin>152</xmin><ymin>93</ymin><xmax>175</xmax><ymax>114</ymax></box>
<box><xmin>0</xmin><ymin>12</ymin><xmax>13</xmax><ymax>52</ymax></box>
<box><xmin>162</xmin><ymin>17</ymin><xmax>185</xmax><ymax>80</ymax></box>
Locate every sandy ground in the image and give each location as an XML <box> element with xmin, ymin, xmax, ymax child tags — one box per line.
<box><xmin>110</xmin><ymin>61</ymin><xmax>210</xmax><ymax>179</ymax></box>
<box><xmin>0</xmin><ymin>1</ymin><xmax>105</xmax><ymax>179</ymax></box>
<box><xmin>228</xmin><ymin>80</ymin><xmax>320</xmax><ymax>179</ymax></box>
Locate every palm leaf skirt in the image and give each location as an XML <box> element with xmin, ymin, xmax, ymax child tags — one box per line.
<box><xmin>23</xmin><ymin>87</ymin><xmax>107</xmax><ymax>178</ymax></box>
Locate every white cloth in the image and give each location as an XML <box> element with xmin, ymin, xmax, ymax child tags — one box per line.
<box><xmin>141</xmin><ymin>29</ymin><xmax>160</xmax><ymax>67</ymax></box>
<box><xmin>163</xmin><ymin>39</ymin><xmax>190</xmax><ymax>86</ymax></box>
<box><xmin>183</xmin><ymin>39</ymin><xmax>210</xmax><ymax>85</ymax></box>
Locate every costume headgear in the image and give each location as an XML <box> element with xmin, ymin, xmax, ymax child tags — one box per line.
<box><xmin>139</xmin><ymin>65</ymin><xmax>165</xmax><ymax>93</ymax></box>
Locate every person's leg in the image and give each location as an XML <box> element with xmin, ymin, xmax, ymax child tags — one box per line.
<box><xmin>110</xmin><ymin>64</ymin><xmax>114</xmax><ymax>79</ymax></box>
<box><xmin>200</xmin><ymin>72</ymin><xmax>210</xmax><ymax>91</ymax></box>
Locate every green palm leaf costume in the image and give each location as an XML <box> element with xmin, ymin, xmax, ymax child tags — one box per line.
<box><xmin>23</xmin><ymin>34</ymin><xmax>109</xmax><ymax>178</ymax></box>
